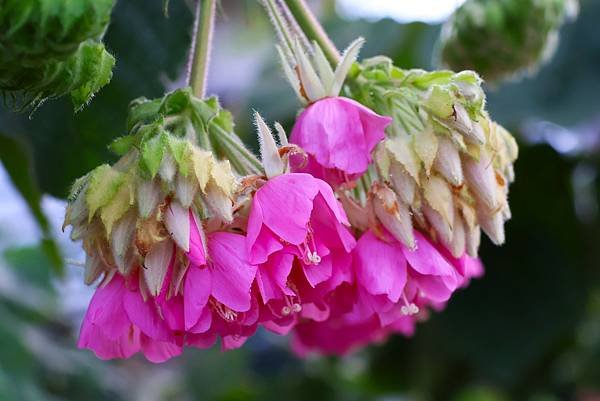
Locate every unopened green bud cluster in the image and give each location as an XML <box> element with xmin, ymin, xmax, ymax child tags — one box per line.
<box><xmin>439</xmin><ymin>0</ymin><xmax>577</xmax><ymax>82</ymax></box>
<box><xmin>0</xmin><ymin>0</ymin><xmax>116</xmax><ymax>110</ymax></box>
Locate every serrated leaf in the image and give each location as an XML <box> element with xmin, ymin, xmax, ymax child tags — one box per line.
<box><xmin>109</xmin><ymin>135</ymin><xmax>136</xmax><ymax>156</ymax></box>
<box><xmin>141</xmin><ymin>130</ymin><xmax>167</xmax><ymax>178</ymax></box>
<box><xmin>71</xmin><ymin>42</ymin><xmax>116</xmax><ymax>111</ymax></box>
<box><xmin>168</xmin><ymin>136</ymin><xmax>192</xmax><ymax>177</ymax></box>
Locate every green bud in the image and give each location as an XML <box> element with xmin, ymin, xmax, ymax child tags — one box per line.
<box><xmin>439</xmin><ymin>0</ymin><xmax>577</xmax><ymax>82</ymax></box>
<box><xmin>0</xmin><ymin>40</ymin><xmax>115</xmax><ymax>111</ymax></box>
<box><xmin>0</xmin><ymin>0</ymin><xmax>115</xmax><ymax>67</ymax></box>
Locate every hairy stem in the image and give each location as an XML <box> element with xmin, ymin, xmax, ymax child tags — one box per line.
<box><xmin>187</xmin><ymin>0</ymin><xmax>217</xmax><ymax>98</ymax></box>
<box><xmin>282</xmin><ymin>0</ymin><xmax>340</xmax><ymax>65</ymax></box>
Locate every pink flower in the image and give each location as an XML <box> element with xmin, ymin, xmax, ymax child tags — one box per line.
<box><xmin>183</xmin><ymin>218</ymin><xmax>259</xmax><ymax>350</ymax></box>
<box><xmin>353</xmin><ymin>229</ymin><xmax>460</xmax><ymax>325</ymax></box>
<box><xmin>246</xmin><ymin>173</ymin><xmax>356</xmax><ymax>332</ymax></box>
<box><xmin>290</xmin><ymin>97</ymin><xmax>391</xmax><ymax>186</ymax></box>
<box><xmin>79</xmin><ymin>211</ymin><xmax>258</xmax><ymax>361</ymax></box>
<box><xmin>78</xmin><ymin>274</ymin><xmax>182</xmax><ymax>363</ymax></box>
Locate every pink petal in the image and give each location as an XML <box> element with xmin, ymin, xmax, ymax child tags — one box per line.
<box><xmin>186</xmin><ymin>211</ymin><xmax>206</xmax><ymax>266</ymax></box>
<box><xmin>256</xmin><ymin>253</ymin><xmax>295</xmax><ymax>302</ymax></box>
<box><xmin>252</xmin><ymin>174</ymin><xmax>319</xmax><ymax>244</ymax></box>
<box><xmin>403</xmin><ymin>231</ymin><xmax>455</xmax><ymax>277</ymax></box>
<box><xmin>290</xmin><ymin>97</ymin><xmax>390</xmax><ymax>175</ymax></box>
<box><xmin>189</xmin><ymin>307</ymin><xmax>212</xmax><ymax>334</ymax></box>
<box><xmin>123</xmin><ymin>287</ymin><xmax>173</xmax><ymax>342</ymax></box>
<box><xmin>413</xmin><ymin>272</ymin><xmax>455</xmax><ymax>303</ymax></box>
<box><xmin>355</xmin><ymin>231</ymin><xmax>406</xmax><ymax>303</ymax></box>
<box><xmin>208</xmin><ymin>232</ymin><xmax>257</xmax><ymax>312</ymax></box>
<box><xmin>186</xmin><ymin>331</ymin><xmax>218</xmax><ymax>349</ymax></box>
<box><xmin>184</xmin><ymin>265</ymin><xmax>212</xmax><ymax>330</ymax></box>
<box><xmin>78</xmin><ymin>320</ymin><xmax>140</xmax><ymax>360</ymax></box>
<box><xmin>302</xmin><ymin>252</ymin><xmax>333</xmax><ymax>287</ymax></box>
<box><xmin>80</xmin><ymin>275</ymin><xmax>130</xmax><ymax>340</ymax></box>
<box><xmin>140</xmin><ymin>336</ymin><xmax>182</xmax><ymax>363</ymax></box>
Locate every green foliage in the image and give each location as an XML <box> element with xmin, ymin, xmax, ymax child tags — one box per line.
<box><xmin>0</xmin><ymin>132</ymin><xmax>63</xmax><ymax>274</ymax></box>
<box><xmin>439</xmin><ymin>0</ymin><xmax>576</xmax><ymax>82</ymax></box>
<box><xmin>0</xmin><ymin>0</ymin><xmax>115</xmax><ymax>66</ymax></box>
<box><xmin>0</xmin><ymin>40</ymin><xmax>115</xmax><ymax>111</ymax></box>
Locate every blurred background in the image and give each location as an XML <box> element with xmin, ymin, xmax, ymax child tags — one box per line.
<box><xmin>1</xmin><ymin>0</ymin><xmax>599</xmax><ymax>400</ymax></box>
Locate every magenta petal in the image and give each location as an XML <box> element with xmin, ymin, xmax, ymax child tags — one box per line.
<box><xmin>355</xmin><ymin>231</ymin><xmax>406</xmax><ymax>303</ymax></box>
<box><xmin>253</xmin><ymin>174</ymin><xmax>319</xmax><ymax>244</ymax></box>
<box><xmin>302</xmin><ymin>253</ymin><xmax>333</xmax><ymax>287</ymax></box>
<box><xmin>413</xmin><ymin>273</ymin><xmax>454</xmax><ymax>303</ymax></box>
<box><xmin>123</xmin><ymin>288</ymin><xmax>173</xmax><ymax>342</ymax></box>
<box><xmin>140</xmin><ymin>336</ymin><xmax>182</xmax><ymax>363</ymax></box>
<box><xmin>158</xmin><ymin>295</ymin><xmax>184</xmax><ymax>332</ymax></box>
<box><xmin>222</xmin><ymin>335</ymin><xmax>248</xmax><ymax>351</ymax></box>
<box><xmin>184</xmin><ymin>265</ymin><xmax>211</xmax><ymax>330</ymax></box>
<box><xmin>208</xmin><ymin>232</ymin><xmax>257</xmax><ymax>312</ymax></box>
<box><xmin>186</xmin><ymin>211</ymin><xmax>206</xmax><ymax>266</ymax></box>
<box><xmin>81</xmin><ymin>275</ymin><xmax>130</xmax><ymax>340</ymax></box>
<box><xmin>78</xmin><ymin>319</ymin><xmax>140</xmax><ymax>360</ymax></box>
<box><xmin>187</xmin><ymin>331</ymin><xmax>218</xmax><ymax>349</ymax></box>
<box><xmin>248</xmin><ymin>225</ymin><xmax>284</xmax><ymax>265</ymax></box>
<box><xmin>189</xmin><ymin>307</ymin><xmax>212</xmax><ymax>334</ymax></box>
<box><xmin>404</xmin><ymin>231</ymin><xmax>455</xmax><ymax>277</ymax></box>
<box><xmin>256</xmin><ymin>253</ymin><xmax>294</xmax><ymax>302</ymax></box>
<box><xmin>290</xmin><ymin>97</ymin><xmax>390</xmax><ymax>176</ymax></box>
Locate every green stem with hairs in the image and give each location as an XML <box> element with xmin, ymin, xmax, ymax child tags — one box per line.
<box><xmin>187</xmin><ymin>0</ymin><xmax>217</xmax><ymax>98</ymax></box>
<box><xmin>282</xmin><ymin>0</ymin><xmax>340</xmax><ymax>65</ymax></box>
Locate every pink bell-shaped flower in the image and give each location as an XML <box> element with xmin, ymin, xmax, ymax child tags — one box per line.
<box><xmin>290</xmin><ymin>97</ymin><xmax>391</xmax><ymax>186</ymax></box>
<box><xmin>246</xmin><ymin>173</ymin><xmax>356</xmax><ymax>333</ymax></box>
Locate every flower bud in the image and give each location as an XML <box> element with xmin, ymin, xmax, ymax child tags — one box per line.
<box><xmin>434</xmin><ymin>137</ymin><xmax>463</xmax><ymax>187</ymax></box>
<box><xmin>371</xmin><ymin>182</ymin><xmax>415</xmax><ymax>249</ymax></box>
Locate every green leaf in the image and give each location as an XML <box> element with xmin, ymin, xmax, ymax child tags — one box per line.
<box><xmin>109</xmin><ymin>135</ymin><xmax>136</xmax><ymax>156</ymax></box>
<box><xmin>70</xmin><ymin>42</ymin><xmax>116</xmax><ymax>111</ymax></box>
<box><xmin>141</xmin><ymin>130</ymin><xmax>167</xmax><ymax>178</ymax></box>
<box><xmin>0</xmin><ymin>132</ymin><xmax>64</xmax><ymax>275</ymax></box>
<box><xmin>424</xmin><ymin>85</ymin><xmax>455</xmax><ymax>119</ymax></box>
<box><xmin>168</xmin><ymin>136</ymin><xmax>192</xmax><ymax>177</ymax></box>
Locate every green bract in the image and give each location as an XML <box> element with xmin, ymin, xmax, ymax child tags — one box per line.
<box><xmin>0</xmin><ymin>0</ymin><xmax>115</xmax><ymax>66</ymax></box>
<box><xmin>0</xmin><ymin>40</ymin><xmax>115</xmax><ymax>111</ymax></box>
<box><xmin>115</xmin><ymin>88</ymin><xmax>263</xmax><ymax>176</ymax></box>
<box><xmin>439</xmin><ymin>0</ymin><xmax>577</xmax><ymax>82</ymax></box>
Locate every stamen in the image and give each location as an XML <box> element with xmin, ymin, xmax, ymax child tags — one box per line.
<box><xmin>295</xmin><ymin>223</ymin><xmax>321</xmax><ymax>265</ymax></box>
<box><xmin>211</xmin><ymin>299</ymin><xmax>238</xmax><ymax>321</ymax></box>
<box><xmin>400</xmin><ymin>292</ymin><xmax>419</xmax><ymax>316</ymax></box>
<box><xmin>280</xmin><ymin>293</ymin><xmax>302</xmax><ymax>316</ymax></box>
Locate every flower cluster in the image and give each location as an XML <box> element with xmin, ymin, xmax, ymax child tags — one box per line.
<box><xmin>66</xmin><ymin>39</ymin><xmax>516</xmax><ymax>362</ymax></box>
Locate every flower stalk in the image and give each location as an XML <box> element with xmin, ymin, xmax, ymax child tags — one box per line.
<box><xmin>187</xmin><ymin>0</ymin><xmax>217</xmax><ymax>98</ymax></box>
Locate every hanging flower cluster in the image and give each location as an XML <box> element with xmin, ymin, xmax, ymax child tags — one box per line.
<box><xmin>66</xmin><ymin>33</ymin><xmax>517</xmax><ymax>361</ymax></box>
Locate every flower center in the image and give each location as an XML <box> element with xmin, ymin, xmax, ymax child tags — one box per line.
<box><xmin>400</xmin><ymin>291</ymin><xmax>419</xmax><ymax>316</ymax></box>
